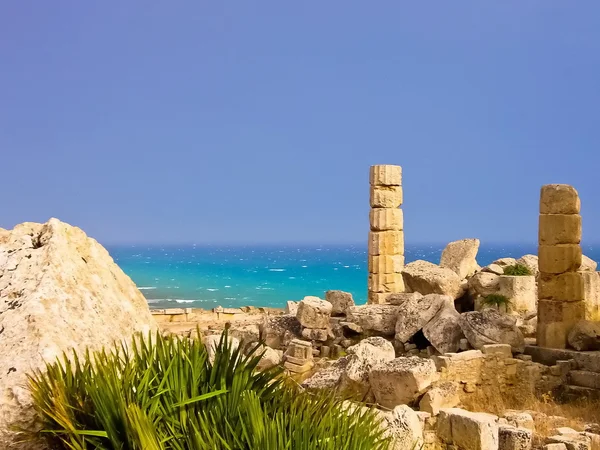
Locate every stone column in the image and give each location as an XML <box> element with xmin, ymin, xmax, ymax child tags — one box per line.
<box><xmin>537</xmin><ymin>184</ymin><xmax>585</xmax><ymax>349</ymax></box>
<box><xmin>367</xmin><ymin>165</ymin><xmax>405</xmax><ymax>304</ymax></box>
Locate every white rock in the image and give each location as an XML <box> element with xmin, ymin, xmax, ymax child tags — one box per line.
<box><xmin>286</xmin><ymin>300</ymin><xmax>298</xmax><ymax>315</ymax></box>
<box><xmin>438</xmin><ymin>408</ymin><xmax>499</xmax><ymax>450</ymax></box>
<box><xmin>440</xmin><ymin>238</ymin><xmax>481</xmax><ymax>279</ymax></box>
<box><xmin>383</xmin><ymin>405</ymin><xmax>424</xmax><ymax>449</ymax></box>
<box><xmin>326</xmin><ymin>290</ymin><xmax>355</xmax><ymax>316</ymax></box>
<box><xmin>581</xmin><ymin>255</ymin><xmax>599</xmax><ymax>272</ymax></box>
<box><xmin>302</xmin><ymin>357</ymin><xmax>348</xmax><ymax>390</ymax></box>
<box><xmin>460</xmin><ymin>308</ymin><xmax>525</xmax><ymax>351</ymax></box>
<box><xmin>468</xmin><ymin>272</ymin><xmax>501</xmax><ymax>298</ymax></box>
<box><xmin>369</xmin><ymin>357</ymin><xmax>438</xmax><ymax>408</ymax></box>
<box><xmin>346</xmin><ymin>305</ymin><xmax>401</xmax><ymax>335</ymax></box>
<box><xmin>516</xmin><ymin>255</ymin><xmax>539</xmax><ymax>277</ymax></box>
<box><xmin>255</xmin><ymin>345</ymin><xmax>283</xmax><ymax>370</ymax></box>
<box><xmin>340</xmin><ymin>337</ymin><xmax>395</xmax><ymax>396</ymax></box>
<box><xmin>493</xmin><ymin>258</ymin><xmax>518</xmax><ymax>268</ymax></box>
<box><xmin>402</xmin><ymin>260</ymin><xmax>463</xmax><ymax>298</ymax></box>
<box><xmin>419</xmin><ymin>381</ymin><xmax>460</xmax><ymax>415</ymax></box>
<box><xmin>423</xmin><ymin>302</ymin><xmax>465</xmax><ymax>354</ymax></box>
<box><xmin>296</xmin><ymin>296</ymin><xmax>332</xmax><ymax>329</ymax></box>
<box><xmin>0</xmin><ymin>219</ymin><xmax>157</xmax><ymax>448</ymax></box>
<box><xmin>394</xmin><ymin>294</ymin><xmax>448</xmax><ymax>343</ymax></box>
<box><xmin>483</xmin><ymin>263</ymin><xmax>505</xmax><ymax>275</ymax></box>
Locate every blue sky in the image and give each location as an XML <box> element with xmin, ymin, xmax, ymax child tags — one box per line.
<box><xmin>1</xmin><ymin>2</ymin><xmax>599</xmax><ymax>245</ymax></box>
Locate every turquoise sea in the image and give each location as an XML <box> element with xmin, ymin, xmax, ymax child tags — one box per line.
<box><xmin>109</xmin><ymin>244</ymin><xmax>600</xmax><ymax>310</ymax></box>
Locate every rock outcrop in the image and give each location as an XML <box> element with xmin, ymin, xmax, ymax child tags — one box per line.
<box><xmin>346</xmin><ymin>305</ymin><xmax>400</xmax><ymax>336</ymax></box>
<box><xmin>567</xmin><ymin>320</ymin><xmax>600</xmax><ymax>351</ymax></box>
<box><xmin>326</xmin><ymin>290</ymin><xmax>355</xmax><ymax>316</ymax></box>
<box><xmin>440</xmin><ymin>238</ymin><xmax>480</xmax><ymax>279</ymax></box>
<box><xmin>402</xmin><ymin>260</ymin><xmax>462</xmax><ymax>298</ymax></box>
<box><xmin>0</xmin><ymin>219</ymin><xmax>157</xmax><ymax>449</ymax></box>
<box><xmin>423</xmin><ymin>303</ymin><xmax>465</xmax><ymax>354</ymax></box>
<box><xmin>296</xmin><ymin>296</ymin><xmax>332</xmax><ymax>329</ymax></box>
<box><xmin>394</xmin><ymin>294</ymin><xmax>448</xmax><ymax>343</ymax></box>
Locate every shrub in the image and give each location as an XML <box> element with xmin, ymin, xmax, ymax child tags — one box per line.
<box><xmin>503</xmin><ymin>264</ymin><xmax>532</xmax><ymax>276</ymax></box>
<box><xmin>28</xmin><ymin>330</ymin><xmax>389</xmax><ymax>450</ymax></box>
<box><xmin>481</xmin><ymin>294</ymin><xmax>511</xmax><ymax>309</ymax></box>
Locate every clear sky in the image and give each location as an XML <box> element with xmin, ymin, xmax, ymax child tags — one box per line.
<box><xmin>1</xmin><ymin>2</ymin><xmax>599</xmax><ymax>245</ymax></box>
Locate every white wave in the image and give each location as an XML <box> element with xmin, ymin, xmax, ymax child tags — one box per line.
<box><xmin>206</xmin><ymin>288</ymin><xmax>219</xmax><ymax>292</ymax></box>
<box><xmin>301</xmin><ymin>265</ymin><xmax>308</xmax><ymax>268</ymax></box>
<box><xmin>138</xmin><ymin>287</ymin><xmax>157</xmax><ymax>290</ymax></box>
<box><xmin>268</xmin><ymin>268</ymin><xmax>286</xmax><ymax>272</ymax></box>
<box><xmin>224</xmin><ymin>285</ymin><xmax>231</xmax><ymax>288</ymax></box>
<box><xmin>175</xmin><ymin>299</ymin><xmax>195</xmax><ymax>304</ymax></box>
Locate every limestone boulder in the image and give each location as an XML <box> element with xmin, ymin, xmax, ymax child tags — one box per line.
<box><xmin>498</xmin><ymin>275</ymin><xmax>537</xmax><ymax>314</ymax></box>
<box><xmin>440</xmin><ymin>238</ymin><xmax>481</xmax><ymax>279</ymax></box>
<box><xmin>517</xmin><ymin>255</ymin><xmax>539</xmax><ymax>277</ymax></box>
<box><xmin>423</xmin><ymin>303</ymin><xmax>465</xmax><ymax>354</ymax></box>
<box><xmin>567</xmin><ymin>320</ymin><xmax>600</xmax><ymax>351</ymax></box>
<box><xmin>346</xmin><ymin>305</ymin><xmax>401</xmax><ymax>336</ymax></box>
<box><xmin>581</xmin><ymin>255</ymin><xmax>598</xmax><ymax>272</ymax></box>
<box><xmin>468</xmin><ymin>272</ymin><xmax>501</xmax><ymax>298</ymax></box>
<box><xmin>296</xmin><ymin>296</ymin><xmax>332</xmax><ymax>329</ymax></box>
<box><xmin>460</xmin><ymin>308</ymin><xmax>525</xmax><ymax>351</ymax></box>
<box><xmin>0</xmin><ymin>219</ymin><xmax>157</xmax><ymax>449</ymax></box>
<box><xmin>394</xmin><ymin>294</ymin><xmax>448</xmax><ymax>343</ymax></box>
<box><xmin>326</xmin><ymin>290</ymin><xmax>355</xmax><ymax>316</ymax></box>
<box><xmin>388</xmin><ymin>292</ymin><xmax>423</xmax><ymax>306</ymax></box>
<box><xmin>302</xmin><ymin>357</ymin><xmax>348</xmax><ymax>390</ymax></box>
<box><xmin>285</xmin><ymin>300</ymin><xmax>298</xmax><ymax>315</ymax></box>
<box><xmin>493</xmin><ymin>257</ymin><xmax>518</xmax><ymax>268</ymax></box>
<box><xmin>369</xmin><ymin>357</ymin><xmax>438</xmax><ymax>408</ymax></box>
<box><xmin>437</xmin><ymin>408</ymin><xmax>499</xmax><ymax>450</ymax></box>
<box><xmin>255</xmin><ymin>345</ymin><xmax>283</xmax><ymax>370</ymax></box>
<box><xmin>402</xmin><ymin>260</ymin><xmax>462</xmax><ymax>298</ymax></box>
<box><xmin>204</xmin><ymin>334</ymin><xmax>240</xmax><ymax>364</ymax></box>
<box><xmin>498</xmin><ymin>425</ymin><xmax>532</xmax><ymax>450</ymax></box>
<box><xmin>260</xmin><ymin>315</ymin><xmax>302</xmax><ymax>349</ymax></box>
<box><xmin>483</xmin><ymin>264</ymin><xmax>504</xmax><ymax>275</ymax></box>
<box><xmin>419</xmin><ymin>382</ymin><xmax>461</xmax><ymax>415</ymax></box>
<box><xmin>380</xmin><ymin>405</ymin><xmax>424</xmax><ymax>450</ymax></box>
<box><xmin>340</xmin><ymin>337</ymin><xmax>395</xmax><ymax>397</ymax></box>
<box><xmin>228</xmin><ymin>323</ymin><xmax>260</xmax><ymax>348</ymax></box>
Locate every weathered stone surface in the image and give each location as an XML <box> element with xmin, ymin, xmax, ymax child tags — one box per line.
<box><xmin>582</xmin><ymin>271</ymin><xmax>600</xmax><ymax>321</ymax></box>
<box><xmin>539</xmin><ymin>215</ymin><xmax>582</xmax><ymax>246</ymax></box>
<box><xmin>440</xmin><ymin>238</ymin><xmax>481</xmax><ymax>279</ymax></box>
<box><xmin>547</xmin><ymin>433</ymin><xmax>594</xmax><ymax>450</ymax></box>
<box><xmin>498</xmin><ymin>425</ymin><xmax>532</xmax><ymax>450</ymax></box>
<box><xmin>370</xmin><ymin>185</ymin><xmax>403</xmax><ymax>208</ymax></box>
<box><xmin>539</xmin><ymin>245</ymin><xmax>582</xmax><ymax>274</ymax></box>
<box><xmin>205</xmin><ymin>334</ymin><xmax>241</xmax><ymax>364</ymax></box>
<box><xmin>403</xmin><ymin>260</ymin><xmax>462</xmax><ymax>298</ymax></box>
<box><xmin>296</xmin><ymin>296</ymin><xmax>332</xmax><ymax>329</ymax></box>
<box><xmin>326</xmin><ymin>290</ymin><xmax>355</xmax><ymax>316</ymax></box>
<box><xmin>581</xmin><ymin>255</ymin><xmax>598</xmax><ymax>272</ymax></box>
<box><xmin>255</xmin><ymin>345</ymin><xmax>283</xmax><ymax>370</ymax></box>
<box><xmin>483</xmin><ymin>264</ymin><xmax>505</xmax><ymax>275</ymax></box>
<box><xmin>460</xmin><ymin>309</ymin><xmax>525</xmax><ymax>351</ymax></box>
<box><xmin>498</xmin><ymin>275</ymin><xmax>537</xmax><ymax>313</ymax></box>
<box><xmin>568</xmin><ymin>320</ymin><xmax>600</xmax><ymax>351</ymax></box>
<box><xmin>438</xmin><ymin>408</ymin><xmax>499</xmax><ymax>450</ymax></box>
<box><xmin>540</xmin><ymin>184</ymin><xmax>581</xmax><ymax>215</ymax></box>
<box><xmin>419</xmin><ymin>381</ymin><xmax>460</xmax><ymax>415</ymax></box>
<box><xmin>539</xmin><ymin>272</ymin><xmax>584</xmax><ymax>302</ymax></box>
<box><xmin>369</xmin><ymin>357</ymin><xmax>438</xmax><ymax>408</ymax></box>
<box><xmin>0</xmin><ymin>219</ymin><xmax>157</xmax><ymax>449</ymax></box>
<box><xmin>340</xmin><ymin>338</ymin><xmax>395</xmax><ymax>396</ymax></box>
<box><xmin>367</xmin><ymin>292</ymin><xmax>391</xmax><ymax>305</ymax></box>
<box><xmin>302</xmin><ymin>357</ymin><xmax>348</xmax><ymax>390</ymax></box>
<box><xmin>368</xmin><ymin>273</ymin><xmax>405</xmax><ymax>293</ymax></box>
<box><xmin>368</xmin><ymin>254</ymin><xmax>405</xmax><ymax>274</ymax></box>
<box><xmin>346</xmin><ymin>305</ymin><xmax>401</xmax><ymax>335</ymax></box>
<box><xmin>301</xmin><ymin>327</ymin><xmax>329</xmax><ymax>341</ymax></box>
<box><xmin>503</xmin><ymin>412</ymin><xmax>535</xmax><ymax>431</ymax></box>
<box><xmin>394</xmin><ymin>294</ymin><xmax>448</xmax><ymax>343</ymax></box>
<box><xmin>368</xmin><ymin>231</ymin><xmax>404</xmax><ymax>256</ymax></box>
<box><xmin>494</xmin><ymin>257</ymin><xmax>518</xmax><ymax>268</ymax></box>
<box><xmin>388</xmin><ymin>292</ymin><xmax>423</xmax><ymax>306</ymax></box>
<box><xmin>469</xmin><ymin>272</ymin><xmax>501</xmax><ymax>297</ymax></box>
<box><xmin>538</xmin><ymin>300</ymin><xmax>586</xmax><ymax>349</ymax></box>
<box><xmin>382</xmin><ymin>405</ymin><xmax>424</xmax><ymax>450</ymax></box>
<box><xmin>481</xmin><ymin>343</ymin><xmax>512</xmax><ymax>358</ymax></box>
<box><xmin>285</xmin><ymin>300</ymin><xmax>298</xmax><ymax>315</ymax></box>
<box><xmin>370</xmin><ymin>208</ymin><xmax>403</xmax><ymax>231</ymax></box>
<box><xmin>370</xmin><ymin>164</ymin><xmax>402</xmax><ymax>186</ymax></box>
<box><xmin>228</xmin><ymin>323</ymin><xmax>260</xmax><ymax>347</ymax></box>
<box><xmin>517</xmin><ymin>255</ymin><xmax>540</xmax><ymax>277</ymax></box>
<box><xmin>423</xmin><ymin>302</ymin><xmax>465</xmax><ymax>354</ymax></box>
<box><xmin>260</xmin><ymin>315</ymin><xmax>301</xmax><ymax>349</ymax></box>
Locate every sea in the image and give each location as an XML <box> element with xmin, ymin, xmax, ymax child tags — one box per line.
<box><xmin>108</xmin><ymin>243</ymin><xmax>600</xmax><ymax>310</ymax></box>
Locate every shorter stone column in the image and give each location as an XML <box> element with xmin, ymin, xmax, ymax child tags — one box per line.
<box><xmin>537</xmin><ymin>184</ymin><xmax>584</xmax><ymax>349</ymax></box>
<box><xmin>368</xmin><ymin>165</ymin><xmax>405</xmax><ymax>304</ymax></box>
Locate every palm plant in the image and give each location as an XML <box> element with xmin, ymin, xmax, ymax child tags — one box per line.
<box><xmin>28</xmin><ymin>329</ymin><xmax>389</xmax><ymax>450</ymax></box>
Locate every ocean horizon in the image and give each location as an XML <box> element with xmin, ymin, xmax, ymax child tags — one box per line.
<box><xmin>109</xmin><ymin>243</ymin><xmax>600</xmax><ymax>310</ymax></box>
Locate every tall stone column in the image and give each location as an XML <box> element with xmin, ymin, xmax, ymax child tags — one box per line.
<box><xmin>537</xmin><ymin>184</ymin><xmax>585</xmax><ymax>349</ymax></box>
<box><xmin>367</xmin><ymin>165</ymin><xmax>405</xmax><ymax>304</ymax></box>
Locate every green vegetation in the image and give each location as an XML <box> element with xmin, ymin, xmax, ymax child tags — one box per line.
<box><xmin>481</xmin><ymin>294</ymin><xmax>511</xmax><ymax>309</ymax></box>
<box><xmin>503</xmin><ymin>264</ymin><xmax>532</xmax><ymax>276</ymax></box>
<box><xmin>28</xmin><ymin>329</ymin><xmax>389</xmax><ymax>450</ymax></box>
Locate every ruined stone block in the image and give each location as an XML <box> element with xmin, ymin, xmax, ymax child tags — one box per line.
<box><xmin>498</xmin><ymin>425</ymin><xmax>532</xmax><ymax>450</ymax></box>
<box><xmin>325</xmin><ymin>290</ymin><xmax>355</xmax><ymax>316</ymax></box>
<box><xmin>537</xmin><ymin>300</ymin><xmax>586</xmax><ymax>349</ymax></box>
<box><xmin>368</xmin><ymin>231</ymin><xmax>404</xmax><ymax>256</ymax></box>
<box><xmin>301</xmin><ymin>328</ymin><xmax>328</xmax><ymax>342</ymax></box>
<box><xmin>368</xmin><ymin>254</ymin><xmax>404</xmax><ymax>274</ymax></box>
<box><xmin>367</xmin><ymin>292</ymin><xmax>390</xmax><ymax>305</ymax></box>
<box><xmin>368</xmin><ymin>272</ymin><xmax>405</xmax><ymax>293</ymax></box>
<box><xmin>437</xmin><ymin>408</ymin><xmax>499</xmax><ymax>450</ymax></box>
<box><xmin>582</xmin><ymin>271</ymin><xmax>600</xmax><ymax>321</ymax></box>
<box><xmin>296</xmin><ymin>296</ymin><xmax>332</xmax><ymax>329</ymax></box>
<box><xmin>498</xmin><ymin>275</ymin><xmax>537</xmax><ymax>313</ymax></box>
<box><xmin>370</xmin><ymin>185</ymin><xmax>403</xmax><ymax>208</ymax></box>
<box><xmin>370</xmin><ymin>164</ymin><xmax>402</xmax><ymax>186</ymax></box>
<box><xmin>540</xmin><ymin>184</ymin><xmax>581</xmax><ymax>215</ymax></box>
<box><xmin>538</xmin><ymin>244</ymin><xmax>582</xmax><ymax>274</ymax></box>
<box><xmin>539</xmin><ymin>214</ymin><xmax>582</xmax><ymax>245</ymax></box>
<box><xmin>370</xmin><ymin>208</ymin><xmax>403</xmax><ymax>231</ymax></box>
<box><xmin>538</xmin><ymin>272</ymin><xmax>584</xmax><ymax>302</ymax></box>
